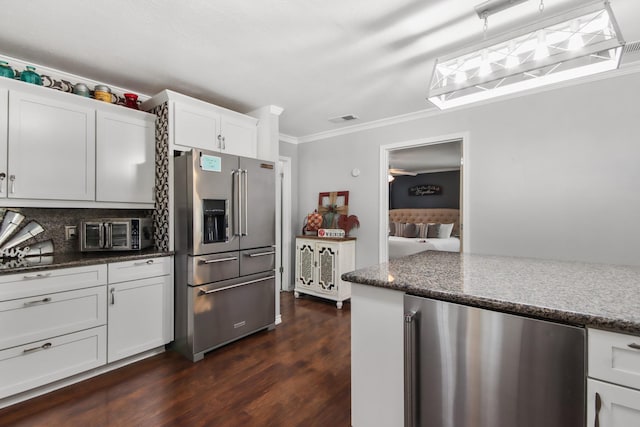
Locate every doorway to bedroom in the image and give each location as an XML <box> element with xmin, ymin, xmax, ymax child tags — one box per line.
<box><xmin>379</xmin><ymin>134</ymin><xmax>469</xmax><ymax>262</ymax></box>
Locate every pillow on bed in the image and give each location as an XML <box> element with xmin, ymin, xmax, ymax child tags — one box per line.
<box><xmin>402</xmin><ymin>223</ymin><xmax>418</xmax><ymax>238</ymax></box>
<box><xmin>427</xmin><ymin>223</ymin><xmax>454</xmax><ymax>238</ymax></box>
<box><xmin>393</xmin><ymin>222</ymin><xmax>406</xmax><ymax>237</ymax></box>
<box><xmin>416</xmin><ymin>223</ymin><xmax>430</xmax><ymax>238</ymax></box>
<box><xmin>389</xmin><ymin>221</ymin><xmax>396</xmax><ymax>236</ymax></box>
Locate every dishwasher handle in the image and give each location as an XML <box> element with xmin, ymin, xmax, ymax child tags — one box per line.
<box><xmin>404</xmin><ymin>311</ymin><xmax>417</xmax><ymax>427</ymax></box>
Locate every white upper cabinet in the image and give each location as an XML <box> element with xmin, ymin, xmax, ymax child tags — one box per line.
<box><xmin>0</xmin><ymin>78</ymin><xmax>156</xmax><ymax>208</ymax></box>
<box><xmin>143</xmin><ymin>90</ymin><xmax>258</xmax><ymax>158</ymax></box>
<box><xmin>219</xmin><ymin>114</ymin><xmax>257</xmax><ymax>158</ymax></box>
<box><xmin>173</xmin><ymin>101</ymin><xmax>220</xmax><ymax>151</ymax></box>
<box><xmin>7</xmin><ymin>89</ymin><xmax>96</xmax><ymax>201</ymax></box>
<box><xmin>96</xmin><ymin>110</ymin><xmax>155</xmax><ymax>204</ymax></box>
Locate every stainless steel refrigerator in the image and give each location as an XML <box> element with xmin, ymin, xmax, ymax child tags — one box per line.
<box><xmin>404</xmin><ymin>295</ymin><xmax>585</xmax><ymax>427</ymax></box>
<box><xmin>174</xmin><ymin>149</ymin><xmax>276</xmax><ymax>362</ymax></box>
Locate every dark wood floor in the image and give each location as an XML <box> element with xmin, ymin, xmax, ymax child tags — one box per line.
<box><xmin>0</xmin><ymin>292</ymin><xmax>351</xmax><ymax>427</ymax></box>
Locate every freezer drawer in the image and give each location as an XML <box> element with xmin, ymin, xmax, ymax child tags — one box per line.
<box><xmin>189</xmin><ymin>253</ymin><xmax>239</xmax><ymax>286</ymax></box>
<box><xmin>190</xmin><ymin>273</ymin><xmax>275</xmax><ymax>359</ymax></box>
<box><xmin>404</xmin><ymin>295</ymin><xmax>585</xmax><ymax>427</ymax></box>
<box><xmin>240</xmin><ymin>247</ymin><xmax>276</xmax><ymax>276</ymax></box>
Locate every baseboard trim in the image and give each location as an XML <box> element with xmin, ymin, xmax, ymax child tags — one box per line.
<box><xmin>0</xmin><ymin>346</ymin><xmax>166</xmax><ymax>410</ymax></box>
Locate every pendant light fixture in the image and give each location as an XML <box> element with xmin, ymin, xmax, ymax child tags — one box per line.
<box><xmin>427</xmin><ymin>1</ymin><xmax>624</xmax><ymax>110</ymax></box>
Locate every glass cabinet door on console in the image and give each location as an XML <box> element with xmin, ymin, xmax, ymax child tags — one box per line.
<box><xmin>294</xmin><ymin>237</ymin><xmax>355</xmax><ymax>309</ymax></box>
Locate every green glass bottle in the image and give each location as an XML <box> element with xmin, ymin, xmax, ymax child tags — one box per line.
<box><xmin>20</xmin><ymin>65</ymin><xmax>42</xmax><ymax>85</ymax></box>
<box><xmin>0</xmin><ymin>61</ymin><xmax>15</xmax><ymax>79</ymax></box>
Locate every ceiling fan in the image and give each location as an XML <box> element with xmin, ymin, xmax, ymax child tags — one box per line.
<box><xmin>388</xmin><ymin>168</ymin><xmax>417</xmax><ymax>177</ymax></box>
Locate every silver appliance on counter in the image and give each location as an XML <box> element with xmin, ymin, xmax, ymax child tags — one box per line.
<box><xmin>80</xmin><ymin>218</ymin><xmax>153</xmax><ymax>252</ymax></box>
<box><xmin>404</xmin><ymin>295</ymin><xmax>585</xmax><ymax>427</ymax></box>
<box><xmin>174</xmin><ymin>148</ymin><xmax>276</xmax><ymax>362</ymax></box>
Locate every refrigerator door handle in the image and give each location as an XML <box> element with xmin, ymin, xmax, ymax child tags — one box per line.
<box><xmin>404</xmin><ymin>311</ymin><xmax>417</xmax><ymax>427</ymax></box>
<box><xmin>234</xmin><ymin>169</ymin><xmax>241</xmax><ymax>236</ymax></box>
<box><xmin>242</xmin><ymin>169</ymin><xmax>248</xmax><ymax>236</ymax></box>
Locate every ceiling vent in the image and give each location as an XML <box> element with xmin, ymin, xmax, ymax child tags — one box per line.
<box><xmin>622</xmin><ymin>40</ymin><xmax>640</xmax><ymax>65</ymax></box>
<box><xmin>328</xmin><ymin>114</ymin><xmax>360</xmax><ymax>123</ymax></box>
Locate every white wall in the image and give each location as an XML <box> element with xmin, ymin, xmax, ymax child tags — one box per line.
<box><xmin>297</xmin><ymin>71</ymin><xmax>640</xmax><ymax>268</ymax></box>
<box><xmin>279</xmin><ymin>141</ymin><xmax>299</xmax><ymax>288</ymax></box>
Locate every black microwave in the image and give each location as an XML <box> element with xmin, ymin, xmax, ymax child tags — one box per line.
<box><xmin>79</xmin><ymin>218</ymin><xmax>153</xmax><ymax>252</ymax></box>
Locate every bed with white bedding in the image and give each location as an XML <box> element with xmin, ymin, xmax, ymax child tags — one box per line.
<box><xmin>388</xmin><ymin>208</ymin><xmax>461</xmax><ymax>259</ymax></box>
<box><xmin>388</xmin><ymin>235</ymin><xmax>460</xmax><ymax>258</ymax></box>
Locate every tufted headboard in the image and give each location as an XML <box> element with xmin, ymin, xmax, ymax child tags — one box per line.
<box><xmin>389</xmin><ymin>208</ymin><xmax>460</xmax><ymax>236</ymax></box>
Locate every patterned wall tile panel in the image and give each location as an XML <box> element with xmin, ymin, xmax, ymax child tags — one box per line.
<box><xmin>150</xmin><ymin>102</ymin><xmax>170</xmax><ymax>251</ymax></box>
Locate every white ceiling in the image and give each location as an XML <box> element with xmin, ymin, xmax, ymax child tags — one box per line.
<box><xmin>2</xmin><ymin>0</ymin><xmax>639</xmax><ymax>138</ymax></box>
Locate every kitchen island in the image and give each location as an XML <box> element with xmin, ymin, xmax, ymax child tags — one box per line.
<box><xmin>343</xmin><ymin>251</ymin><xmax>640</xmax><ymax>427</ymax></box>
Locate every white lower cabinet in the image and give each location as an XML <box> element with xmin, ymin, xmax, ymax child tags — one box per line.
<box><xmin>588</xmin><ymin>378</ymin><xmax>640</xmax><ymax>427</ymax></box>
<box><xmin>107</xmin><ymin>256</ymin><xmax>173</xmax><ymax>363</ymax></box>
<box><xmin>0</xmin><ymin>255</ymin><xmax>173</xmax><ymax>405</ymax></box>
<box><xmin>0</xmin><ymin>286</ymin><xmax>106</xmax><ymax>350</ymax></box>
<box><xmin>0</xmin><ymin>326</ymin><xmax>106</xmax><ymax>399</ymax></box>
<box><xmin>588</xmin><ymin>328</ymin><xmax>640</xmax><ymax>426</ymax></box>
<box><xmin>107</xmin><ymin>275</ymin><xmax>169</xmax><ymax>363</ymax></box>
<box><xmin>294</xmin><ymin>236</ymin><xmax>355</xmax><ymax>309</ymax></box>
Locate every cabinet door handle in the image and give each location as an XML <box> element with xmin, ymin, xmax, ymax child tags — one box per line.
<box><xmin>222</xmin><ymin>136</ymin><xmax>226</xmax><ymax>150</ymax></box>
<box><xmin>110</xmin><ymin>287</ymin><xmax>115</xmax><ymax>305</ymax></box>
<box><xmin>23</xmin><ymin>342</ymin><xmax>52</xmax><ymax>354</ymax></box>
<box><xmin>628</xmin><ymin>343</ymin><xmax>640</xmax><ymax>350</ymax></box>
<box><xmin>217</xmin><ymin>134</ymin><xmax>223</xmax><ymax>149</ymax></box>
<box><xmin>133</xmin><ymin>259</ymin><xmax>154</xmax><ymax>266</ymax></box>
<box><xmin>0</xmin><ymin>172</ymin><xmax>5</xmax><ymax>193</ymax></box>
<box><xmin>23</xmin><ymin>297</ymin><xmax>52</xmax><ymax>307</ymax></box>
<box><xmin>9</xmin><ymin>174</ymin><xmax>15</xmax><ymax>194</ymax></box>
<box><xmin>23</xmin><ymin>272</ymin><xmax>52</xmax><ymax>280</ymax></box>
<box><xmin>594</xmin><ymin>392</ymin><xmax>601</xmax><ymax>427</ymax></box>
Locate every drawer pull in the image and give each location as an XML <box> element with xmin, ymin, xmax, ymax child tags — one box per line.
<box><xmin>23</xmin><ymin>297</ymin><xmax>52</xmax><ymax>307</ymax></box>
<box><xmin>22</xmin><ymin>272</ymin><xmax>52</xmax><ymax>280</ymax></box>
<box><xmin>133</xmin><ymin>259</ymin><xmax>155</xmax><ymax>266</ymax></box>
<box><xmin>198</xmin><ymin>275</ymin><xmax>275</xmax><ymax>295</ymax></box>
<box><xmin>23</xmin><ymin>342</ymin><xmax>52</xmax><ymax>354</ymax></box>
<box><xmin>110</xmin><ymin>288</ymin><xmax>115</xmax><ymax>305</ymax></box>
<box><xmin>628</xmin><ymin>343</ymin><xmax>640</xmax><ymax>350</ymax></box>
<box><xmin>246</xmin><ymin>251</ymin><xmax>276</xmax><ymax>258</ymax></box>
<box><xmin>200</xmin><ymin>257</ymin><xmax>237</xmax><ymax>264</ymax></box>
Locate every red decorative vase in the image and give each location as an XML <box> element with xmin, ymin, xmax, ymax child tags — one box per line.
<box><xmin>124</xmin><ymin>93</ymin><xmax>139</xmax><ymax>109</ymax></box>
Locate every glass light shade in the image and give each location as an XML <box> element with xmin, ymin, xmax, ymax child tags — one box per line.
<box><xmin>427</xmin><ymin>3</ymin><xmax>624</xmax><ymax>110</ymax></box>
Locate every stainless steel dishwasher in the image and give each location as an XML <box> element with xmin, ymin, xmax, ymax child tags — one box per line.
<box><xmin>404</xmin><ymin>295</ymin><xmax>585</xmax><ymax>427</ymax></box>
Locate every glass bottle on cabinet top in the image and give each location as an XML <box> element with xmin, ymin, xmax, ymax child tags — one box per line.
<box><xmin>0</xmin><ymin>61</ymin><xmax>15</xmax><ymax>79</ymax></box>
<box><xmin>19</xmin><ymin>65</ymin><xmax>42</xmax><ymax>85</ymax></box>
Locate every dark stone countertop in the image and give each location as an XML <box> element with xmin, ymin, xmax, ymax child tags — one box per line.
<box><xmin>342</xmin><ymin>251</ymin><xmax>640</xmax><ymax>336</ymax></box>
<box><xmin>0</xmin><ymin>249</ymin><xmax>173</xmax><ymax>275</ymax></box>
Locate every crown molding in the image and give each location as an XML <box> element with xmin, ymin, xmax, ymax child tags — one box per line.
<box><xmin>279</xmin><ymin>133</ymin><xmax>299</xmax><ymax>144</ymax></box>
<box><xmin>292</xmin><ymin>60</ymin><xmax>640</xmax><ymax>144</ymax></box>
<box><xmin>269</xmin><ymin>105</ymin><xmax>285</xmax><ymax>116</ymax></box>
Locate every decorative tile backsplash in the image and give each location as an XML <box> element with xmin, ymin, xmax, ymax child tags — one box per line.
<box><xmin>1</xmin><ymin>208</ymin><xmax>153</xmax><ymax>255</ymax></box>
<box><xmin>151</xmin><ymin>102</ymin><xmax>170</xmax><ymax>251</ymax></box>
